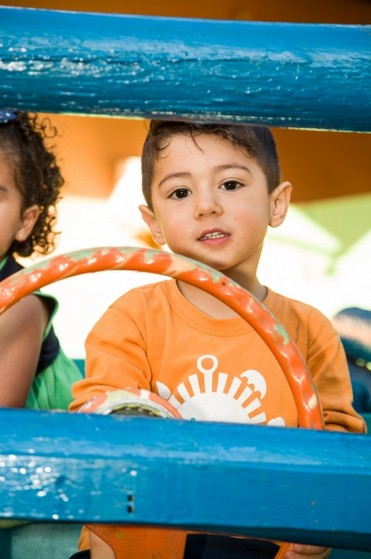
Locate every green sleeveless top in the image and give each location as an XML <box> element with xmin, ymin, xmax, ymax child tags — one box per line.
<box><xmin>0</xmin><ymin>256</ymin><xmax>84</xmax><ymax>410</ymax></box>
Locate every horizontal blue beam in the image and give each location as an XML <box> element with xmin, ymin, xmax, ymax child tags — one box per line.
<box><xmin>0</xmin><ymin>408</ymin><xmax>370</xmax><ymax>550</ymax></box>
<box><xmin>0</xmin><ymin>7</ymin><xmax>370</xmax><ymax>131</ymax></box>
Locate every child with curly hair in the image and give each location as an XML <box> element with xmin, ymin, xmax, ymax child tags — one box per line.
<box><xmin>0</xmin><ymin>109</ymin><xmax>83</xmax><ymax>409</ymax></box>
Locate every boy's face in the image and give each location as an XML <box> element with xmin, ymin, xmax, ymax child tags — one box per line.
<box><xmin>140</xmin><ymin>133</ymin><xmax>290</xmax><ymax>278</ymax></box>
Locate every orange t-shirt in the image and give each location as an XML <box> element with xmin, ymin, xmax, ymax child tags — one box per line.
<box><xmin>71</xmin><ymin>280</ymin><xmax>365</xmax><ymax>553</ymax></box>
<box><xmin>71</xmin><ymin>280</ymin><xmax>365</xmax><ymax>434</ymax></box>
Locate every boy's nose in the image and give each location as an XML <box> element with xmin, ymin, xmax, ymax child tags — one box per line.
<box><xmin>194</xmin><ymin>194</ymin><xmax>222</xmax><ymax>218</ymax></box>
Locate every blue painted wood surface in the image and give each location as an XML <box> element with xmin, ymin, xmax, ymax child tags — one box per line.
<box><xmin>0</xmin><ymin>408</ymin><xmax>370</xmax><ymax>550</ymax></box>
<box><xmin>0</xmin><ymin>6</ymin><xmax>370</xmax><ymax>132</ymax></box>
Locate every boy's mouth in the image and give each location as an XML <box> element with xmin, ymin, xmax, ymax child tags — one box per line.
<box><xmin>198</xmin><ymin>230</ymin><xmax>229</xmax><ymax>241</ymax></box>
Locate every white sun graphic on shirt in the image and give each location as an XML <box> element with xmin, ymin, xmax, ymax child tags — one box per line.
<box><xmin>156</xmin><ymin>354</ymin><xmax>285</xmax><ymax>425</ymax></box>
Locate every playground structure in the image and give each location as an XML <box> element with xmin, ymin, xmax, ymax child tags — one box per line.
<box><xmin>0</xmin><ymin>5</ymin><xmax>370</xmax><ymax>559</ymax></box>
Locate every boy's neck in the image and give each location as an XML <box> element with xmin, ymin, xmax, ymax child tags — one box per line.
<box><xmin>176</xmin><ymin>279</ymin><xmax>267</xmax><ymax>319</ymax></box>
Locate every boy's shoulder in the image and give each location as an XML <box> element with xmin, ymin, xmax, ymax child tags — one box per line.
<box><xmin>265</xmin><ymin>288</ymin><xmax>333</xmax><ymax>328</ymax></box>
<box><xmin>265</xmin><ymin>289</ymin><xmax>340</xmax><ymax>348</ymax></box>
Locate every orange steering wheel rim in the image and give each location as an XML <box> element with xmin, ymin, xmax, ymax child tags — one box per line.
<box><xmin>0</xmin><ymin>246</ymin><xmax>324</xmax><ymax>430</ymax></box>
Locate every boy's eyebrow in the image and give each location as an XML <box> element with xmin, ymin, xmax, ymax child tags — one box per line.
<box><xmin>158</xmin><ymin>164</ymin><xmax>252</xmax><ymax>187</ymax></box>
<box><xmin>215</xmin><ymin>163</ymin><xmax>252</xmax><ymax>175</ymax></box>
<box><xmin>158</xmin><ymin>172</ymin><xmax>191</xmax><ymax>187</ymax></box>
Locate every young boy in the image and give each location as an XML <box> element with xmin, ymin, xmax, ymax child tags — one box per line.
<box><xmin>69</xmin><ymin>121</ymin><xmax>365</xmax><ymax>559</ymax></box>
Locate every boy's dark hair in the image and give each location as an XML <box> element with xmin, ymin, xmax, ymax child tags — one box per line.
<box><xmin>141</xmin><ymin>120</ymin><xmax>281</xmax><ymax>210</ymax></box>
<box><xmin>0</xmin><ymin>111</ymin><xmax>64</xmax><ymax>257</ymax></box>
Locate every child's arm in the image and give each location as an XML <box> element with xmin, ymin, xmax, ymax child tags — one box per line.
<box><xmin>0</xmin><ymin>294</ymin><xmax>48</xmax><ymax>407</ymax></box>
<box><xmin>70</xmin><ymin>295</ymin><xmax>152</xmax><ymax>411</ymax></box>
<box><xmin>302</xmin><ymin>308</ymin><xmax>366</xmax><ymax>434</ymax></box>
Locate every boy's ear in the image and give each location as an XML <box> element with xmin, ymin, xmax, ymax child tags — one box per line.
<box><xmin>15</xmin><ymin>204</ymin><xmax>40</xmax><ymax>242</ymax></box>
<box><xmin>269</xmin><ymin>181</ymin><xmax>292</xmax><ymax>228</ymax></box>
<box><xmin>139</xmin><ymin>204</ymin><xmax>166</xmax><ymax>246</ymax></box>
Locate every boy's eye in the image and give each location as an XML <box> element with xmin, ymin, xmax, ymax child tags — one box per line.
<box><xmin>220</xmin><ymin>180</ymin><xmax>242</xmax><ymax>191</ymax></box>
<box><xmin>169</xmin><ymin>187</ymin><xmax>190</xmax><ymax>199</ymax></box>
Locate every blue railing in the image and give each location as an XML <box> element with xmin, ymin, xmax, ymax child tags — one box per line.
<box><xmin>0</xmin><ymin>6</ymin><xmax>370</xmax><ymax>132</ymax></box>
<box><xmin>0</xmin><ymin>408</ymin><xmax>371</xmax><ymax>549</ymax></box>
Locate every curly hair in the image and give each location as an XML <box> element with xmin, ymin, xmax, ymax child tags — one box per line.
<box><xmin>0</xmin><ymin>111</ymin><xmax>64</xmax><ymax>257</ymax></box>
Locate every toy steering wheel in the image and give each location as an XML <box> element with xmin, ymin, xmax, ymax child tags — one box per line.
<box><xmin>0</xmin><ymin>246</ymin><xmax>325</xmax><ymax>558</ymax></box>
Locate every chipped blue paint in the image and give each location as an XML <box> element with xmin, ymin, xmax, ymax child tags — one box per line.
<box><xmin>0</xmin><ymin>409</ymin><xmax>370</xmax><ymax>549</ymax></box>
<box><xmin>0</xmin><ymin>7</ymin><xmax>370</xmax><ymax>131</ymax></box>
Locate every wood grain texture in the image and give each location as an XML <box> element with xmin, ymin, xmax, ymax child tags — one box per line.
<box><xmin>0</xmin><ymin>6</ymin><xmax>370</xmax><ymax>131</ymax></box>
<box><xmin>0</xmin><ymin>408</ymin><xmax>370</xmax><ymax>550</ymax></box>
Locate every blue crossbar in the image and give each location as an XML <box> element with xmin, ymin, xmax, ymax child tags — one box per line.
<box><xmin>0</xmin><ymin>6</ymin><xmax>370</xmax><ymax>131</ymax></box>
<box><xmin>0</xmin><ymin>409</ymin><xmax>370</xmax><ymax>550</ymax></box>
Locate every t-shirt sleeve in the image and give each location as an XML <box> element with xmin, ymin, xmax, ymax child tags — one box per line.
<box><xmin>305</xmin><ymin>308</ymin><xmax>366</xmax><ymax>434</ymax></box>
<box><xmin>69</xmin><ymin>292</ymin><xmax>152</xmax><ymax>411</ymax></box>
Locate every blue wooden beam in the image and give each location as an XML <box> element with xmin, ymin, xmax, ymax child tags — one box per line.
<box><xmin>0</xmin><ymin>409</ymin><xmax>370</xmax><ymax>550</ymax></box>
<box><xmin>0</xmin><ymin>6</ymin><xmax>370</xmax><ymax>132</ymax></box>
